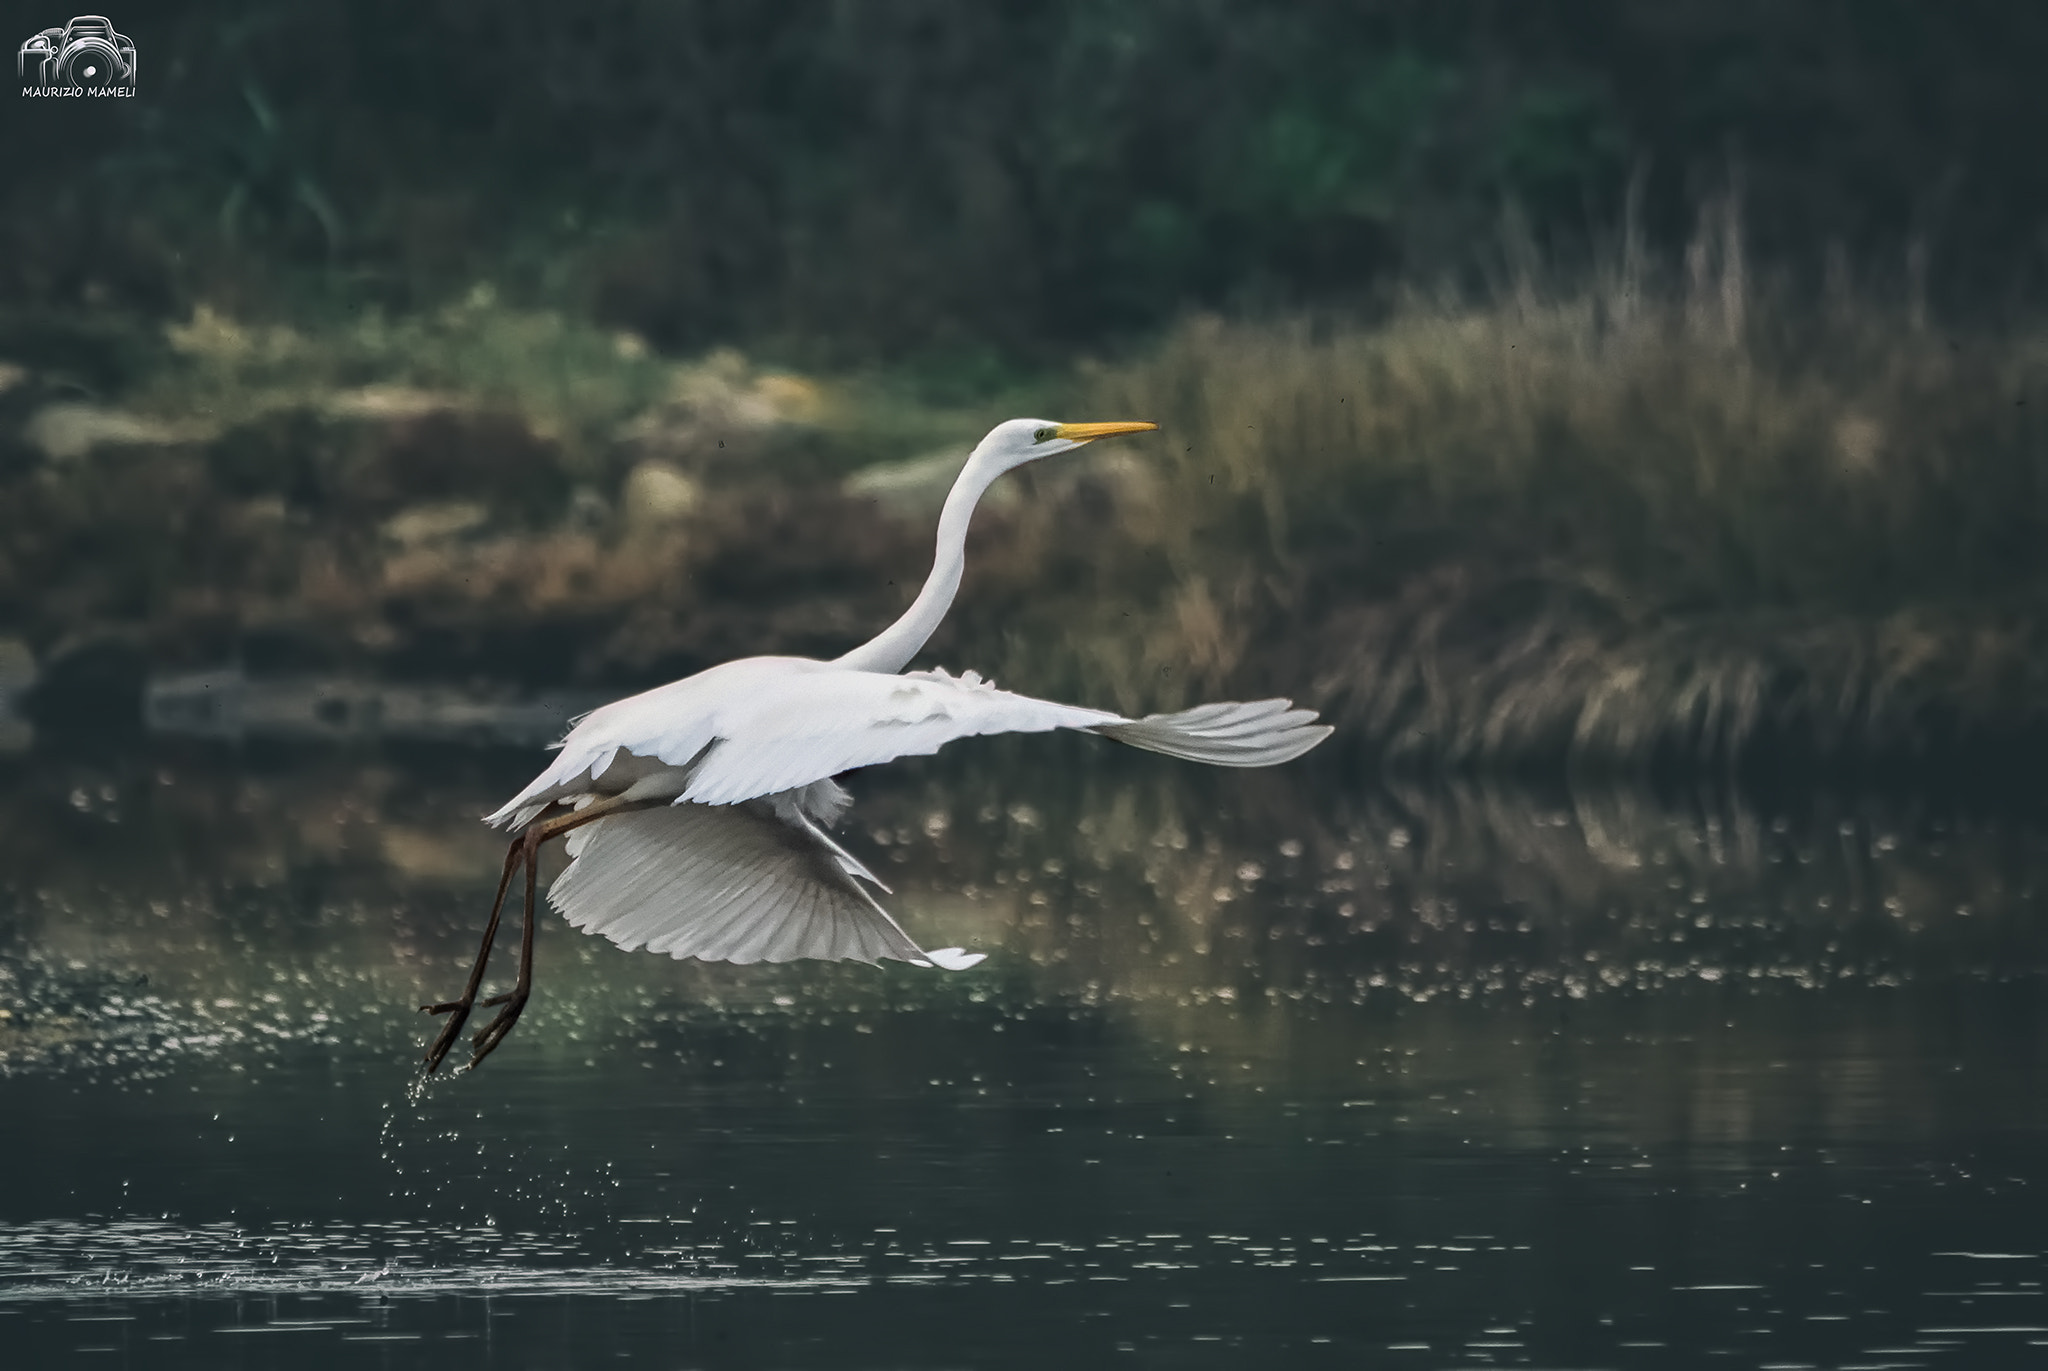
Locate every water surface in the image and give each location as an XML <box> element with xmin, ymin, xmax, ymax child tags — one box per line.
<box><xmin>2</xmin><ymin>733</ymin><xmax>2046</xmax><ymax>1367</ymax></box>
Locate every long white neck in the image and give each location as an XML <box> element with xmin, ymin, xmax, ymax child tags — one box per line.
<box><xmin>832</xmin><ymin>451</ymin><xmax>1003</xmax><ymax>674</ymax></box>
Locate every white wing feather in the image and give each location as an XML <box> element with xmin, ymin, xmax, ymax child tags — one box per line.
<box><xmin>1091</xmin><ymin>699</ymin><xmax>1333</xmax><ymax>766</ymax></box>
<box><xmin>487</xmin><ymin>657</ymin><xmax>1327</xmax><ymax>974</ymax></box>
<box><xmin>550</xmin><ymin>796</ymin><xmax>984</xmax><ymax>970</ymax></box>
<box><xmin>485</xmin><ymin>654</ymin><xmax>1329</xmax><ymax>832</ymax></box>
<box><xmin>679</xmin><ymin>667</ymin><xmax>1120</xmax><ymax>805</ymax></box>
<box><xmin>485</xmin><ymin>658</ymin><xmax>1125</xmax><ymax>824</ymax></box>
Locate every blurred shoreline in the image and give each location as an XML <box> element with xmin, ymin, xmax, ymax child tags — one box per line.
<box><xmin>4</xmin><ymin>245</ymin><xmax>2047</xmax><ymax>784</ymax></box>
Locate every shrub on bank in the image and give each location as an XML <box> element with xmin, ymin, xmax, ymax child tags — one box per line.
<box><xmin>995</xmin><ymin>261</ymin><xmax>2048</xmax><ymax>775</ymax></box>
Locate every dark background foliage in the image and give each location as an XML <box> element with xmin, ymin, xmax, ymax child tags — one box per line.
<box><xmin>14</xmin><ymin>1</ymin><xmax>2048</xmax><ymax>360</ymax></box>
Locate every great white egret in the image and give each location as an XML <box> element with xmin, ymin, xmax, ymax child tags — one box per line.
<box><xmin>422</xmin><ymin>418</ymin><xmax>1331</xmax><ymax>1072</ymax></box>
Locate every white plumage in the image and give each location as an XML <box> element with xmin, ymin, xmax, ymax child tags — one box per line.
<box><xmin>486</xmin><ymin>661</ymin><xmax>1122</xmax><ymax>828</ymax></box>
<box><xmin>550</xmin><ymin>783</ymin><xmax>982</xmax><ymax>969</ymax></box>
<box><xmin>518</xmin><ymin>667</ymin><xmax>1326</xmax><ymax>972</ymax></box>
<box><xmin>423</xmin><ymin>417</ymin><xmax>1331</xmax><ymax>1073</ymax></box>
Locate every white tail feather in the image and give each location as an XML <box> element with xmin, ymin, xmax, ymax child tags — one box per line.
<box><xmin>1092</xmin><ymin>698</ymin><xmax>1332</xmax><ymax>767</ymax></box>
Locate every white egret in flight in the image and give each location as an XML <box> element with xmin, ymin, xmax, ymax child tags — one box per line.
<box><xmin>423</xmin><ymin>418</ymin><xmax>1331</xmax><ymax>1072</ymax></box>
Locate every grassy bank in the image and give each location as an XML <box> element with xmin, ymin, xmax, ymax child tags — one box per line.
<box><xmin>5</xmin><ymin>257</ymin><xmax>2048</xmax><ymax>779</ymax></box>
<box><xmin>0</xmin><ymin>297</ymin><xmax>1054</xmax><ymax>700</ymax></box>
<box><xmin>1022</xmin><ymin>271</ymin><xmax>2048</xmax><ymax>776</ymax></box>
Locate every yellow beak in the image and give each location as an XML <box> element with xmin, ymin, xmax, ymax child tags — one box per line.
<box><xmin>1054</xmin><ymin>420</ymin><xmax>1158</xmax><ymax>443</ymax></box>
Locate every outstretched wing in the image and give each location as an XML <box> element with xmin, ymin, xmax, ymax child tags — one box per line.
<box><xmin>549</xmin><ymin>791</ymin><xmax>983</xmax><ymax>970</ymax></box>
<box><xmin>677</xmin><ymin>667</ymin><xmax>1123</xmax><ymax>805</ymax></box>
<box><xmin>486</xmin><ymin>659</ymin><xmax>1123</xmax><ymax>824</ymax></box>
<box><xmin>489</xmin><ymin>653</ymin><xmax>1332</xmax><ymax>826</ymax></box>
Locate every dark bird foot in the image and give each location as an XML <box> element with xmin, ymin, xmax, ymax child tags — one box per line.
<box><xmin>466</xmin><ymin>990</ymin><xmax>530</xmax><ymax>1069</ymax></box>
<box><xmin>420</xmin><ymin>1000</ymin><xmax>473</xmax><ymax>1074</ymax></box>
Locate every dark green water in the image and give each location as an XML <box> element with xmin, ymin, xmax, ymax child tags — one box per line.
<box><xmin>2</xmin><ymin>732</ymin><xmax>2046</xmax><ymax>1368</ymax></box>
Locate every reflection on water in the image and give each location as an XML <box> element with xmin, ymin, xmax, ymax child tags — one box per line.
<box><xmin>2</xmin><ymin>735</ymin><xmax>2046</xmax><ymax>1367</ymax></box>
<box><xmin>144</xmin><ymin>672</ymin><xmax>614</xmax><ymax>748</ymax></box>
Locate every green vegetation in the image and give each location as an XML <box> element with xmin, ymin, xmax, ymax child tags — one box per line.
<box><xmin>14</xmin><ymin>4</ymin><xmax>2048</xmax><ymax>356</ymax></box>
<box><xmin>141</xmin><ymin>294</ymin><xmax>676</xmax><ymax>463</ymax></box>
<box><xmin>971</xmin><ymin>230</ymin><xmax>2048</xmax><ymax>776</ymax></box>
<box><xmin>9</xmin><ymin>5</ymin><xmax>2048</xmax><ymax>779</ymax></box>
<box><xmin>8</xmin><ymin>213</ymin><xmax>2047</xmax><ymax>780</ymax></box>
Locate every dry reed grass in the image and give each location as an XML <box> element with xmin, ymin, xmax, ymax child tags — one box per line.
<box><xmin>982</xmin><ymin>226</ymin><xmax>2048</xmax><ymax>775</ymax></box>
<box><xmin>14</xmin><ymin>216</ymin><xmax>2048</xmax><ymax>779</ymax></box>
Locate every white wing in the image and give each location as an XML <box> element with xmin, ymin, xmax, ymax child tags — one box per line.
<box><xmin>485</xmin><ymin>657</ymin><xmax>1121</xmax><ymax>824</ymax></box>
<box><xmin>550</xmin><ymin>793</ymin><xmax>984</xmax><ymax>970</ymax></box>
<box><xmin>677</xmin><ymin>666</ymin><xmax>1122</xmax><ymax>805</ymax></box>
<box><xmin>486</xmin><ymin>653</ymin><xmax>1331</xmax><ymax>826</ymax></box>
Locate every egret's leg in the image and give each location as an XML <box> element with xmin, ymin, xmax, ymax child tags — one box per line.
<box><xmin>480</xmin><ymin>846</ymin><xmax>541</xmax><ymax>1016</ymax></box>
<box><xmin>465</xmin><ymin>826</ymin><xmax>543</xmax><ymax>1068</ymax></box>
<box><xmin>419</xmin><ymin>835</ymin><xmax>528</xmax><ymax>1073</ymax></box>
<box><xmin>451</xmin><ymin>794</ymin><xmax>645</xmax><ymax>1071</ymax></box>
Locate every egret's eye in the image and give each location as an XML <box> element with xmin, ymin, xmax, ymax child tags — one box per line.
<box><xmin>1033</xmin><ymin>426</ymin><xmax>1058</xmax><ymax>443</ymax></box>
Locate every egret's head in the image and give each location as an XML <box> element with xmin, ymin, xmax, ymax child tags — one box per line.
<box><xmin>973</xmin><ymin>417</ymin><xmax>1157</xmax><ymax>473</ymax></box>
